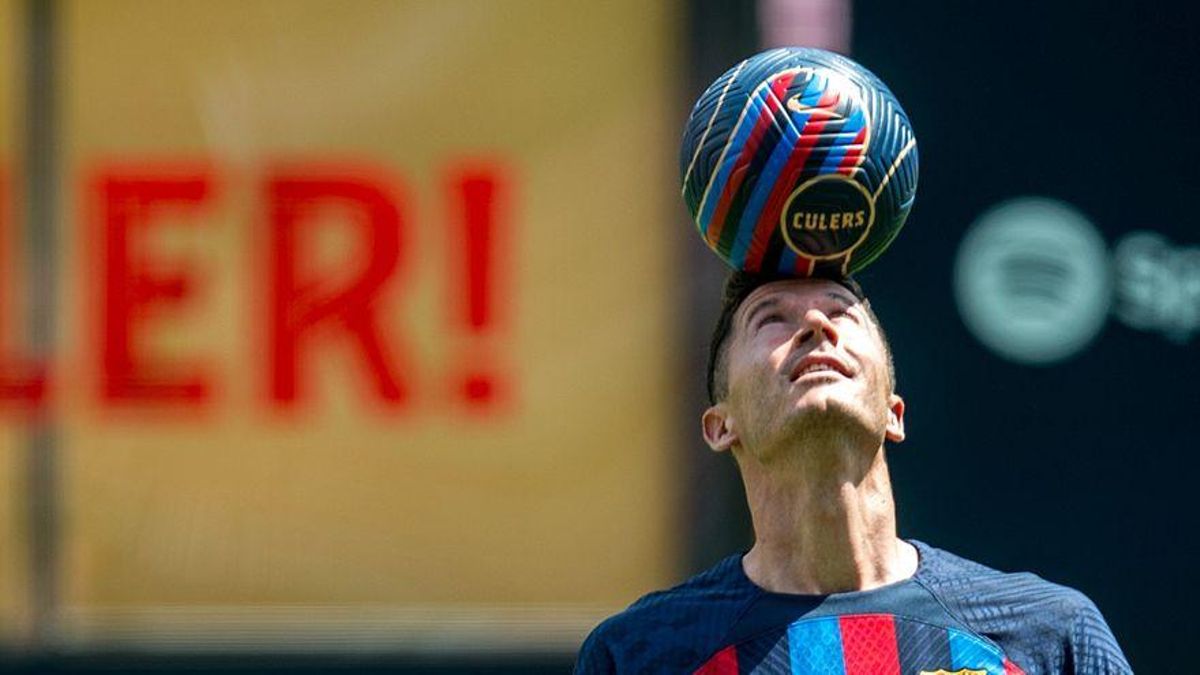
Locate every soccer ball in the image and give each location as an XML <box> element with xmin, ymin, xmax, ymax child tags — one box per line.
<box><xmin>680</xmin><ymin>47</ymin><xmax>918</xmax><ymax>277</ymax></box>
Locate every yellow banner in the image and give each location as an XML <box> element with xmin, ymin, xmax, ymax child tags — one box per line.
<box><xmin>0</xmin><ymin>0</ymin><xmax>31</xmax><ymax>646</ymax></box>
<box><xmin>2</xmin><ymin>0</ymin><xmax>683</xmax><ymax>651</ymax></box>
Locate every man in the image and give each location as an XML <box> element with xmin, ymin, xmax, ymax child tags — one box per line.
<box><xmin>574</xmin><ymin>272</ymin><xmax>1131</xmax><ymax>674</ymax></box>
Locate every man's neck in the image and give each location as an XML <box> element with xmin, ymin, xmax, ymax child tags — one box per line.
<box><xmin>736</xmin><ymin>441</ymin><xmax>917</xmax><ymax>595</ymax></box>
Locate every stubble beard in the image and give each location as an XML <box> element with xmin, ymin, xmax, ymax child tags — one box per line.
<box><xmin>744</xmin><ymin>382</ymin><xmax>889</xmax><ymax>472</ymax></box>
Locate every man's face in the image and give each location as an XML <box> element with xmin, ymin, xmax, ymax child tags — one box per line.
<box><xmin>706</xmin><ymin>278</ymin><xmax>904</xmax><ymax>461</ymax></box>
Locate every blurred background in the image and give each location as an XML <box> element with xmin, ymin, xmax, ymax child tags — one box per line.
<box><xmin>0</xmin><ymin>0</ymin><xmax>1195</xmax><ymax>672</ymax></box>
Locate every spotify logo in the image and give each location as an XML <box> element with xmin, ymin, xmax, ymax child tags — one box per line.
<box><xmin>953</xmin><ymin>198</ymin><xmax>1113</xmax><ymax>364</ymax></box>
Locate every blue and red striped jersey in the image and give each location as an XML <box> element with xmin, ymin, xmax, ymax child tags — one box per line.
<box><xmin>574</xmin><ymin>540</ymin><xmax>1130</xmax><ymax>674</ymax></box>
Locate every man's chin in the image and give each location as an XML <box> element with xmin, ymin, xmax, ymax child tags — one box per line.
<box><xmin>790</xmin><ymin>386</ymin><xmax>854</xmax><ymax>415</ymax></box>
<box><xmin>783</xmin><ymin>398</ymin><xmax>878</xmax><ymax>444</ymax></box>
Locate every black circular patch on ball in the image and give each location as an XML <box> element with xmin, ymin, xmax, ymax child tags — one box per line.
<box><xmin>780</xmin><ymin>175</ymin><xmax>876</xmax><ymax>260</ymax></box>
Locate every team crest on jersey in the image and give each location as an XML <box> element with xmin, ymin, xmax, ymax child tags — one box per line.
<box><xmin>919</xmin><ymin>670</ymin><xmax>987</xmax><ymax>675</ymax></box>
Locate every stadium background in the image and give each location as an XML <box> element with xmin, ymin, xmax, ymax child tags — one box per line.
<box><xmin>0</xmin><ymin>0</ymin><xmax>1194</xmax><ymax>672</ymax></box>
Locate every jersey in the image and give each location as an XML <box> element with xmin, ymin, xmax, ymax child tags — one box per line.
<box><xmin>574</xmin><ymin>540</ymin><xmax>1130</xmax><ymax>674</ymax></box>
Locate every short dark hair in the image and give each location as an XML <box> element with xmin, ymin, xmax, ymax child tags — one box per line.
<box><xmin>705</xmin><ymin>271</ymin><xmax>892</xmax><ymax>404</ymax></box>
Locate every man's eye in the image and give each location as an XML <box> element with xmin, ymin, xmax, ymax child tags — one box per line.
<box><xmin>756</xmin><ymin>313</ymin><xmax>784</xmax><ymax>328</ymax></box>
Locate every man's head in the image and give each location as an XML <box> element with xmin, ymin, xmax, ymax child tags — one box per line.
<box><xmin>701</xmin><ymin>272</ymin><xmax>904</xmax><ymax>461</ymax></box>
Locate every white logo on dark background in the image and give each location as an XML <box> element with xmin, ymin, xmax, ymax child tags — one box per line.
<box><xmin>954</xmin><ymin>198</ymin><xmax>1112</xmax><ymax>364</ymax></box>
<box><xmin>955</xmin><ymin>197</ymin><xmax>1199</xmax><ymax>364</ymax></box>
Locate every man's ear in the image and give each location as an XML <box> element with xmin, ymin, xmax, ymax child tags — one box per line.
<box><xmin>702</xmin><ymin>404</ymin><xmax>739</xmax><ymax>452</ymax></box>
<box><xmin>885</xmin><ymin>393</ymin><xmax>906</xmax><ymax>443</ymax></box>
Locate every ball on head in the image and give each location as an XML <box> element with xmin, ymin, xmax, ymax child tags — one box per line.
<box><xmin>680</xmin><ymin>47</ymin><xmax>918</xmax><ymax>277</ymax></box>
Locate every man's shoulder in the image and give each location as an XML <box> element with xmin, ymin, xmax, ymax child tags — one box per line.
<box><xmin>914</xmin><ymin>539</ymin><xmax>1099</xmax><ymax>618</ymax></box>
<box><xmin>585</xmin><ymin>552</ymin><xmax>755</xmax><ymax>642</ymax></box>
<box><xmin>575</xmin><ymin>554</ymin><xmax>757</xmax><ymax>674</ymax></box>
<box><xmin>913</xmin><ymin>540</ymin><xmax>1131</xmax><ymax>674</ymax></box>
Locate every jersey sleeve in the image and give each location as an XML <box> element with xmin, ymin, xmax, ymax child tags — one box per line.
<box><xmin>570</xmin><ymin>554</ymin><xmax>757</xmax><ymax>674</ymax></box>
<box><xmin>911</xmin><ymin>542</ymin><xmax>1133</xmax><ymax>674</ymax></box>
<box><xmin>1066</xmin><ymin>595</ymin><xmax>1132</xmax><ymax>674</ymax></box>
<box><xmin>573</xmin><ymin>627</ymin><xmax>616</xmax><ymax>675</ymax></box>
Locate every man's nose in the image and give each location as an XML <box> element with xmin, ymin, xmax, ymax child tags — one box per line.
<box><xmin>792</xmin><ymin>308</ymin><xmax>840</xmax><ymax>348</ymax></box>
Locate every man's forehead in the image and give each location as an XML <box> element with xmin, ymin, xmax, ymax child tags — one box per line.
<box><xmin>736</xmin><ymin>278</ymin><xmax>860</xmax><ymax>320</ymax></box>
